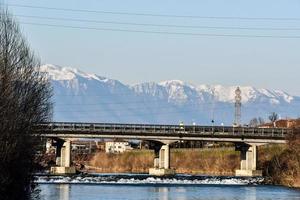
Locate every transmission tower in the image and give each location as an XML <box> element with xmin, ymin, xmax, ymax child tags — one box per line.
<box><xmin>234</xmin><ymin>87</ymin><xmax>242</xmax><ymax>127</ymax></box>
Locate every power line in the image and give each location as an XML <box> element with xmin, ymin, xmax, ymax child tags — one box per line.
<box><xmin>53</xmin><ymin>103</ymin><xmax>234</xmax><ymax>117</ymax></box>
<box><xmin>53</xmin><ymin>99</ymin><xmax>300</xmax><ymax>114</ymax></box>
<box><xmin>53</xmin><ymin>105</ymin><xmax>298</xmax><ymax>119</ymax></box>
<box><xmin>51</xmin><ymin>88</ymin><xmax>298</xmax><ymax>106</ymax></box>
<box><xmin>54</xmin><ymin>103</ymin><xmax>226</xmax><ymax>112</ymax></box>
<box><xmin>53</xmin><ymin>90</ymin><xmax>295</xmax><ymax>97</ymax></box>
<box><xmin>53</xmin><ymin>99</ymin><xmax>300</xmax><ymax>120</ymax></box>
<box><xmin>52</xmin><ymin>91</ymin><xmax>297</xmax><ymax>106</ymax></box>
<box><xmin>53</xmin><ymin>98</ymin><xmax>230</xmax><ymax>111</ymax></box>
<box><xmin>54</xmin><ymin>105</ymin><xmax>235</xmax><ymax>116</ymax></box>
<box><xmin>54</xmin><ymin>103</ymin><xmax>299</xmax><ymax>112</ymax></box>
<box><xmin>54</xmin><ymin>108</ymin><xmax>300</xmax><ymax>121</ymax></box>
<box><xmin>51</xmin><ymin>96</ymin><xmax>299</xmax><ymax>119</ymax></box>
<box><xmin>12</xmin><ymin>21</ymin><xmax>300</xmax><ymax>38</ymax></box>
<box><xmin>54</xmin><ymin>100</ymin><xmax>218</xmax><ymax>107</ymax></box>
<box><xmin>53</xmin><ymin>93</ymin><xmax>238</xmax><ymax>106</ymax></box>
<box><xmin>53</xmin><ymin>91</ymin><xmax>217</xmax><ymax>97</ymax></box>
<box><xmin>14</xmin><ymin>14</ymin><xmax>300</xmax><ymax>31</ymax></box>
<box><xmin>4</xmin><ymin>3</ymin><xmax>300</xmax><ymax>21</ymax></box>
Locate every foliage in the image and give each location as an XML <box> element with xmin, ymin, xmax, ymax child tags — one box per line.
<box><xmin>0</xmin><ymin>8</ymin><xmax>52</xmax><ymax>200</ymax></box>
<box><xmin>264</xmin><ymin>129</ymin><xmax>300</xmax><ymax>187</ymax></box>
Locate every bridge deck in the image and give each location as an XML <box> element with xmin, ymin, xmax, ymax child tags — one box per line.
<box><xmin>35</xmin><ymin>122</ymin><xmax>292</xmax><ymax>143</ymax></box>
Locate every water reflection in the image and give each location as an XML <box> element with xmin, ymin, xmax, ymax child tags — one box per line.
<box><xmin>59</xmin><ymin>184</ymin><xmax>70</xmax><ymax>200</ymax></box>
<box><xmin>243</xmin><ymin>187</ymin><xmax>257</xmax><ymax>200</ymax></box>
<box><xmin>150</xmin><ymin>186</ymin><xmax>188</xmax><ymax>200</ymax></box>
<box><xmin>175</xmin><ymin>187</ymin><xmax>188</xmax><ymax>200</ymax></box>
<box><xmin>153</xmin><ymin>187</ymin><xmax>170</xmax><ymax>200</ymax></box>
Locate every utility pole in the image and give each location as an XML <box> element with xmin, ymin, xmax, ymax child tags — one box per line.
<box><xmin>234</xmin><ymin>87</ymin><xmax>242</xmax><ymax>127</ymax></box>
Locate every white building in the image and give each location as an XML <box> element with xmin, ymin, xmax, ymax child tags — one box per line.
<box><xmin>105</xmin><ymin>141</ymin><xmax>133</xmax><ymax>153</ymax></box>
<box><xmin>45</xmin><ymin>139</ymin><xmax>56</xmax><ymax>154</ymax></box>
<box><xmin>45</xmin><ymin>139</ymin><xmax>52</xmax><ymax>153</ymax></box>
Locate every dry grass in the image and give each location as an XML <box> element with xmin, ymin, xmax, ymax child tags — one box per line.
<box><xmin>89</xmin><ymin>150</ymin><xmax>154</xmax><ymax>173</ymax></box>
<box><xmin>171</xmin><ymin>148</ymin><xmax>239</xmax><ymax>175</ymax></box>
<box><xmin>85</xmin><ymin>135</ymin><xmax>300</xmax><ymax>188</ymax></box>
<box><xmin>88</xmin><ymin>148</ymin><xmax>240</xmax><ymax>175</ymax></box>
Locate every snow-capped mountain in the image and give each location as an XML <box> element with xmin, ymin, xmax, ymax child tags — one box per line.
<box><xmin>40</xmin><ymin>64</ymin><xmax>300</xmax><ymax>125</ymax></box>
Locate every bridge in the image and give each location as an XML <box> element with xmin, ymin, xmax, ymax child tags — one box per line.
<box><xmin>36</xmin><ymin>122</ymin><xmax>292</xmax><ymax>176</ymax></box>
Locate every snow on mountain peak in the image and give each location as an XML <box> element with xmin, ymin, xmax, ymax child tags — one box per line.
<box><xmin>41</xmin><ymin>64</ymin><xmax>295</xmax><ymax>105</ymax></box>
<box><xmin>274</xmin><ymin>90</ymin><xmax>294</xmax><ymax>103</ymax></box>
<box><xmin>40</xmin><ymin>64</ymin><xmax>299</xmax><ymax>124</ymax></box>
<box><xmin>40</xmin><ymin>64</ymin><xmax>108</xmax><ymax>82</ymax></box>
<box><xmin>158</xmin><ymin>80</ymin><xmax>197</xmax><ymax>103</ymax></box>
<box><xmin>40</xmin><ymin>64</ymin><xmax>76</xmax><ymax>80</ymax></box>
<box><xmin>159</xmin><ymin>80</ymin><xmax>189</xmax><ymax>87</ymax></box>
<box><xmin>133</xmin><ymin>79</ymin><xmax>294</xmax><ymax>105</ymax></box>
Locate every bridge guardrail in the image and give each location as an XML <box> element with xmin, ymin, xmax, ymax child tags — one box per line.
<box><xmin>34</xmin><ymin>122</ymin><xmax>292</xmax><ymax>138</ymax></box>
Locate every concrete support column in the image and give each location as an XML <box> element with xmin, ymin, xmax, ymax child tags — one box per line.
<box><xmin>153</xmin><ymin>146</ymin><xmax>160</xmax><ymax>168</ymax></box>
<box><xmin>240</xmin><ymin>148</ymin><xmax>246</xmax><ymax>170</ymax></box>
<box><xmin>149</xmin><ymin>143</ymin><xmax>175</xmax><ymax>176</ymax></box>
<box><xmin>55</xmin><ymin>140</ymin><xmax>64</xmax><ymax>166</ymax></box>
<box><xmin>63</xmin><ymin>140</ymin><xmax>71</xmax><ymax>167</ymax></box>
<box><xmin>247</xmin><ymin>145</ymin><xmax>257</xmax><ymax>170</ymax></box>
<box><xmin>61</xmin><ymin>145</ymin><xmax>66</xmax><ymax>167</ymax></box>
<box><xmin>236</xmin><ymin>143</ymin><xmax>262</xmax><ymax>177</ymax></box>
<box><xmin>51</xmin><ymin>138</ymin><xmax>76</xmax><ymax>175</ymax></box>
<box><xmin>159</xmin><ymin>144</ymin><xmax>170</xmax><ymax>169</ymax></box>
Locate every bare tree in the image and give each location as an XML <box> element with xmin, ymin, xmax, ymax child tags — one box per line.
<box><xmin>269</xmin><ymin>112</ymin><xmax>279</xmax><ymax>123</ymax></box>
<box><xmin>0</xmin><ymin>8</ymin><xmax>52</xmax><ymax>200</ymax></box>
<box><xmin>258</xmin><ymin>117</ymin><xmax>265</xmax><ymax>125</ymax></box>
<box><xmin>249</xmin><ymin>117</ymin><xmax>265</xmax><ymax>127</ymax></box>
<box><xmin>249</xmin><ymin>118</ymin><xmax>259</xmax><ymax>127</ymax></box>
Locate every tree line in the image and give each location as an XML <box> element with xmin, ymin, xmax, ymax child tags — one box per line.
<box><xmin>248</xmin><ymin>112</ymin><xmax>281</xmax><ymax>127</ymax></box>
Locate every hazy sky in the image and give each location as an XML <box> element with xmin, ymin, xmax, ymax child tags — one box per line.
<box><xmin>4</xmin><ymin>0</ymin><xmax>300</xmax><ymax>95</ymax></box>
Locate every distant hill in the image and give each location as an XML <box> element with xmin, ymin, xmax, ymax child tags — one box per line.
<box><xmin>40</xmin><ymin>64</ymin><xmax>300</xmax><ymax>125</ymax></box>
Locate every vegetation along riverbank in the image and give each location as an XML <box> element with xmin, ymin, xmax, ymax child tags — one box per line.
<box><xmin>84</xmin><ymin>131</ymin><xmax>300</xmax><ymax>188</ymax></box>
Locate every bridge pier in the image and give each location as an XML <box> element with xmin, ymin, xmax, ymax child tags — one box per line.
<box><xmin>51</xmin><ymin>139</ymin><xmax>76</xmax><ymax>175</ymax></box>
<box><xmin>149</xmin><ymin>143</ymin><xmax>175</xmax><ymax>176</ymax></box>
<box><xmin>54</xmin><ymin>139</ymin><xmax>63</xmax><ymax>166</ymax></box>
<box><xmin>235</xmin><ymin>143</ymin><xmax>262</xmax><ymax>177</ymax></box>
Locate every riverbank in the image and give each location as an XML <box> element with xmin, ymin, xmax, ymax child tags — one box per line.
<box><xmin>84</xmin><ymin>140</ymin><xmax>300</xmax><ymax>188</ymax></box>
<box><xmin>88</xmin><ymin>148</ymin><xmax>239</xmax><ymax>175</ymax></box>
<box><xmin>87</xmin><ymin>145</ymin><xmax>285</xmax><ymax>176</ymax></box>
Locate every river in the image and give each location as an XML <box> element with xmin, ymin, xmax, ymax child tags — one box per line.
<box><xmin>36</xmin><ymin>174</ymin><xmax>300</xmax><ymax>200</ymax></box>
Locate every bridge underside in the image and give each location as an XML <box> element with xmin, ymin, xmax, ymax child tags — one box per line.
<box><xmin>42</xmin><ymin>133</ymin><xmax>286</xmax><ymax>144</ymax></box>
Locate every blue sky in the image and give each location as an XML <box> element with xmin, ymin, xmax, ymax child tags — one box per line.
<box><xmin>4</xmin><ymin>0</ymin><xmax>300</xmax><ymax>95</ymax></box>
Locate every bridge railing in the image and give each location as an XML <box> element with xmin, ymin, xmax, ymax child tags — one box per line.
<box><xmin>35</xmin><ymin>122</ymin><xmax>292</xmax><ymax>138</ymax></box>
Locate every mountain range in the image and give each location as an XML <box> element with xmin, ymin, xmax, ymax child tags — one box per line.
<box><xmin>40</xmin><ymin>64</ymin><xmax>300</xmax><ymax>125</ymax></box>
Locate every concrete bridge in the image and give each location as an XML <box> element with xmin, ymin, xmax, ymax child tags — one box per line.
<box><xmin>35</xmin><ymin>122</ymin><xmax>292</xmax><ymax>177</ymax></box>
